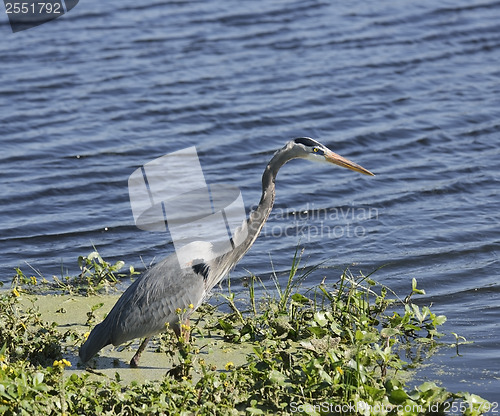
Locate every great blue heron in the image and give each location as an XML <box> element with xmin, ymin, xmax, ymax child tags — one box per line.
<box><xmin>79</xmin><ymin>137</ymin><xmax>374</xmax><ymax>367</ymax></box>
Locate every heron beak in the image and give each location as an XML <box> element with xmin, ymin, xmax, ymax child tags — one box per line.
<box><xmin>325</xmin><ymin>150</ymin><xmax>375</xmax><ymax>176</ymax></box>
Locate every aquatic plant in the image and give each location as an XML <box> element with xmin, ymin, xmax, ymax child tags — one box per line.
<box><xmin>11</xmin><ymin>249</ymin><xmax>137</xmax><ymax>296</ymax></box>
<box><xmin>0</xmin><ymin>251</ymin><xmax>492</xmax><ymax>415</ymax></box>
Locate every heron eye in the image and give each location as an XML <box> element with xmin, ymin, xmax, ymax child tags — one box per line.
<box><xmin>313</xmin><ymin>147</ymin><xmax>324</xmax><ymax>155</ymax></box>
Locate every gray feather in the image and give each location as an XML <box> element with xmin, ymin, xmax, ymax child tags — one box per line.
<box><xmin>79</xmin><ymin>253</ymin><xmax>207</xmax><ymax>362</ymax></box>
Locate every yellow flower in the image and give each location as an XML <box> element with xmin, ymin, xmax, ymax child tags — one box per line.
<box><xmin>181</xmin><ymin>323</ymin><xmax>191</xmax><ymax>331</ymax></box>
<box><xmin>53</xmin><ymin>359</ymin><xmax>72</xmax><ymax>370</ymax></box>
<box><xmin>336</xmin><ymin>366</ymin><xmax>343</xmax><ymax>375</ymax></box>
<box><xmin>188</xmin><ymin>303</ymin><xmax>194</xmax><ymax>309</ymax></box>
<box><xmin>83</xmin><ymin>332</ymin><xmax>90</xmax><ymax>340</ymax></box>
<box><xmin>30</xmin><ymin>276</ymin><xmax>37</xmax><ymax>285</ymax></box>
<box><xmin>175</xmin><ymin>308</ymin><xmax>182</xmax><ymax>314</ymax></box>
<box><xmin>0</xmin><ymin>355</ymin><xmax>7</xmax><ymax>372</ymax></box>
<box><xmin>12</xmin><ymin>288</ymin><xmax>20</xmax><ymax>297</ymax></box>
<box><xmin>225</xmin><ymin>362</ymin><xmax>234</xmax><ymax>371</ymax></box>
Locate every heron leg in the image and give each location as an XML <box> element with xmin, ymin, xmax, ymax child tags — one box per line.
<box><xmin>173</xmin><ymin>318</ymin><xmax>191</xmax><ymax>342</ymax></box>
<box><xmin>130</xmin><ymin>337</ymin><xmax>150</xmax><ymax>368</ymax></box>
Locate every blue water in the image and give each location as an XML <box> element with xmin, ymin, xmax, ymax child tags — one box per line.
<box><xmin>1</xmin><ymin>0</ymin><xmax>499</xmax><ymax>403</ymax></box>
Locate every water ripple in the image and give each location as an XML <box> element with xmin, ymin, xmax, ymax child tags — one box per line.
<box><xmin>1</xmin><ymin>0</ymin><xmax>499</xmax><ymax>401</ymax></box>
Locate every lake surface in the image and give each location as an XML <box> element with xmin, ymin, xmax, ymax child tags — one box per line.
<box><xmin>1</xmin><ymin>0</ymin><xmax>499</xmax><ymax>403</ymax></box>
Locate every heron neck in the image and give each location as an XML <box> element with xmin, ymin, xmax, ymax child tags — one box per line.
<box><xmin>229</xmin><ymin>147</ymin><xmax>291</xmax><ymax>265</ymax></box>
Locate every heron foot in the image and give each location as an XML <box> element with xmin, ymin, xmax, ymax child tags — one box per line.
<box><xmin>129</xmin><ymin>337</ymin><xmax>150</xmax><ymax>368</ymax></box>
<box><xmin>129</xmin><ymin>355</ymin><xmax>140</xmax><ymax>368</ymax></box>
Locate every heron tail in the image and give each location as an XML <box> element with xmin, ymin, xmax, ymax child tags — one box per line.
<box><xmin>79</xmin><ymin>320</ymin><xmax>112</xmax><ymax>363</ymax></box>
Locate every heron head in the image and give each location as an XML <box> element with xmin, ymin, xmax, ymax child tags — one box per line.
<box><xmin>292</xmin><ymin>137</ymin><xmax>374</xmax><ymax>176</ymax></box>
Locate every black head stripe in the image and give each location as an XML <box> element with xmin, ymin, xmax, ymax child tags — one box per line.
<box><xmin>294</xmin><ymin>137</ymin><xmax>320</xmax><ymax>147</ymax></box>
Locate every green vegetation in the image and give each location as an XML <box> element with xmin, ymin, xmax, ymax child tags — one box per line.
<box><xmin>10</xmin><ymin>250</ymin><xmax>138</xmax><ymax>296</ymax></box>
<box><xmin>0</xmin><ymin>250</ymin><xmax>492</xmax><ymax>415</ymax></box>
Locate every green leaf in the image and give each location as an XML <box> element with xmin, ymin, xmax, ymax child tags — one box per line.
<box><xmin>87</xmin><ymin>251</ymin><xmax>101</xmax><ymax>262</ymax></box>
<box><xmin>319</xmin><ymin>369</ymin><xmax>333</xmax><ymax>384</ymax></box>
<box><xmin>113</xmin><ymin>260</ymin><xmax>125</xmax><ymax>271</ymax></box>
<box><xmin>389</xmin><ymin>388</ymin><xmax>409</xmax><ymax>404</ymax></box>
<box><xmin>418</xmin><ymin>381</ymin><xmax>438</xmax><ymax>392</ymax></box>
<box><xmin>268</xmin><ymin>370</ymin><xmax>286</xmax><ymax>385</ymax></box>
<box><xmin>308</xmin><ymin>326</ymin><xmax>327</xmax><ymax>337</ymax></box>
<box><xmin>291</xmin><ymin>293</ymin><xmax>310</xmax><ymax>304</ymax></box>
<box><xmin>380</xmin><ymin>327</ymin><xmax>400</xmax><ymax>338</ymax></box>
<box><xmin>32</xmin><ymin>372</ymin><xmax>45</xmax><ymax>386</ymax></box>
<box><xmin>433</xmin><ymin>315</ymin><xmax>447</xmax><ymax>326</ymax></box>
<box><xmin>412</xmin><ymin>277</ymin><xmax>425</xmax><ymax>295</ymax></box>
<box><xmin>355</xmin><ymin>329</ymin><xmax>378</xmax><ymax>343</ymax></box>
<box><xmin>218</xmin><ymin>319</ymin><xmax>235</xmax><ymax>334</ymax></box>
<box><xmin>313</xmin><ymin>311</ymin><xmax>328</xmax><ymax>327</ymax></box>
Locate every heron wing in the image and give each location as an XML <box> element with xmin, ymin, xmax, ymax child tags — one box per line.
<box><xmin>109</xmin><ymin>254</ymin><xmax>206</xmax><ymax>345</ymax></box>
